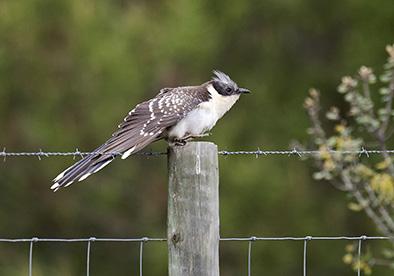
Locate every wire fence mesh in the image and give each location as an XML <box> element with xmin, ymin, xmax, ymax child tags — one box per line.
<box><xmin>0</xmin><ymin>236</ymin><xmax>390</xmax><ymax>276</ymax></box>
<box><xmin>1</xmin><ymin>237</ymin><xmax>165</xmax><ymax>276</ymax></box>
<box><xmin>2</xmin><ymin>148</ymin><xmax>394</xmax><ymax>274</ymax></box>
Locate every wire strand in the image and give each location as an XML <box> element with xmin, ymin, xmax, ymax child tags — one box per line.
<box><xmin>357</xmin><ymin>236</ymin><xmax>367</xmax><ymax>276</ymax></box>
<box><xmin>28</xmin><ymin>238</ymin><xmax>38</xmax><ymax>276</ymax></box>
<box><xmin>247</xmin><ymin>237</ymin><xmax>256</xmax><ymax>276</ymax></box>
<box><xmin>0</xmin><ymin>235</ymin><xmax>391</xmax><ymax>243</ymax></box>
<box><xmin>303</xmin><ymin>236</ymin><xmax>311</xmax><ymax>276</ymax></box>
<box><xmin>1</xmin><ymin>147</ymin><xmax>394</xmax><ymax>160</ymax></box>
<box><xmin>86</xmin><ymin>237</ymin><xmax>95</xmax><ymax>276</ymax></box>
<box><xmin>139</xmin><ymin>237</ymin><xmax>148</xmax><ymax>276</ymax></box>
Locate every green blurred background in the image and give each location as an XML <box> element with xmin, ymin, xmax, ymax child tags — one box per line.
<box><xmin>0</xmin><ymin>0</ymin><xmax>393</xmax><ymax>275</ymax></box>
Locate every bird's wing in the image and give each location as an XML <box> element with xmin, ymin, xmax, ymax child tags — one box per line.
<box><xmin>155</xmin><ymin>87</ymin><xmax>173</xmax><ymax>97</ymax></box>
<box><xmin>51</xmin><ymin>86</ymin><xmax>210</xmax><ymax>191</ymax></box>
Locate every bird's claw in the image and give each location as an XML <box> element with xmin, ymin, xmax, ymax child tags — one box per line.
<box><xmin>169</xmin><ymin>133</ymin><xmax>212</xmax><ymax>147</ymax></box>
<box><xmin>175</xmin><ymin>139</ymin><xmax>187</xmax><ymax>146</ymax></box>
<box><xmin>170</xmin><ymin>139</ymin><xmax>187</xmax><ymax>147</ymax></box>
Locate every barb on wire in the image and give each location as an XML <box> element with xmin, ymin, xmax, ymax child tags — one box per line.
<box><xmin>74</xmin><ymin>148</ymin><xmax>83</xmax><ymax>160</ymax></box>
<box><xmin>2</xmin><ymin>147</ymin><xmax>6</xmax><ymax>162</ymax></box>
<box><xmin>289</xmin><ymin>148</ymin><xmax>302</xmax><ymax>157</ymax></box>
<box><xmin>2</xmin><ymin>147</ymin><xmax>394</xmax><ymax>160</ymax></box>
<box><xmin>359</xmin><ymin>147</ymin><xmax>370</xmax><ymax>158</ymax></box>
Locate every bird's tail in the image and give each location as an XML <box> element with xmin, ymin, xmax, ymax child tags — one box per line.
<box><xmin>51</xmin><ymin>104</ymin><xmax>166</xmax><ymax>191</ymax></box>
<box><xmin>50</xmin><ymin>152</ymin><xmax>115</xmax><ymax>192</ymax></box>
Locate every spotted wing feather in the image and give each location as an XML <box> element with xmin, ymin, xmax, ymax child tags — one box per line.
<box><xmin>51</xmin><ymin>86</ymin><xmax>210</xmax><ymax>191</ymax></box>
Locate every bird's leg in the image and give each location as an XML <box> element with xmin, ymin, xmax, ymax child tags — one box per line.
<box><xmin>168</xmin><ymin>133</ymin><xmax>211</xmax><ymax>147</ymax></box>
<box><xmin>181</xmin><ymin>132</ymin><xmax>211</xmax><ymax>142</ymax></box>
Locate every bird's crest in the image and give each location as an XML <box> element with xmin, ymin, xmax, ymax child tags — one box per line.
<box><xmin>212</xmin><ymin>70</ymin><xmax>237</xmax><ymax>88</ymax></box>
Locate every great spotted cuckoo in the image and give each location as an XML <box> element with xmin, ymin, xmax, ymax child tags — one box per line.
<box><xmin>51</xmin><ymin>71</ymin><xmax>250</xmax><ymax>191</ymax></box>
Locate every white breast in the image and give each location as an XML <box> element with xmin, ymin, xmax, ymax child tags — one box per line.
<box><xmin>168</xmin><ymin>84</ymin><xmax>240</xmax><ymax>139</ymax></box>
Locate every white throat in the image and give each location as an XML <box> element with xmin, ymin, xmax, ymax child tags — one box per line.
<box><xmin>206</xmin><ymin>84</ymin><xmax>240</xmax><ymax>118</ymax></box>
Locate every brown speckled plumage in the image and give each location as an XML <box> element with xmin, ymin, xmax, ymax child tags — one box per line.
<box><xmin>51</xmin><ymin>71</ymin><xmax>248</xmax><ymax>191</ymax></box>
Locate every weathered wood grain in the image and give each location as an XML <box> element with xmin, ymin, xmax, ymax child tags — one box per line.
<box><xmin>167</xmin><ymin>142</ymin><xmax>219</xmax><ymax>276</ymax></box>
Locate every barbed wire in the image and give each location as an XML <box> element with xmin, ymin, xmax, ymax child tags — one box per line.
<box><xmin>0</xmin><ymin>235</ymin><xmax>390</xmax><ymax>276</ymax></box>
<box><xmin>218</xmin><ymin>147</ymin><xmax>392</xmax><ymax>157</ymax></box>
<box><xmin>1</xmin><ymin>147</ymin><xmax>393</xmax><ymax>272</ymax></box>
<box><xmin>1</xmin><ymin>147</ymin><xmax>393</xmax><ymax>161</ymax></box>
<box><xmin>0</xmin><ymin>148</ymin><xmax>165</xmax><ymax>161</ymax></box>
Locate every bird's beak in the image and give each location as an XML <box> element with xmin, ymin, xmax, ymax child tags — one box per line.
<box><xmin>238</xmin><ymin>88</ymin><xmax>251</xmax><ymax>94</ymax></box>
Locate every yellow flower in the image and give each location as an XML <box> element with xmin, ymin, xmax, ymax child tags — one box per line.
<box><xmin>375</xmin><ymin>158</ymin><xmax>392</xmax><ymax>170</ymax></box>
<box><xmin>303</xmin><ymin>97</ymin><xmax>314</xmax><ymax>109</ymax></box>
<box><xmin>364</xmin><ymin>265</ymin><xmax>372</xmax><ymax>275</ymax></box>
<box><xmin>348</xmin><ymin>202</ymin><xmax>363</xmax><ymax>212</ymax></box>
<box><xmin>345</xmin><ymin>244</ymin><xmax>355</xmax><ymax>252</ymax></box>
<box><xmin>358</xmin><ymin>66</ymin><xmax>374</xmax><ymax>81</ymax></box>
<box><xmin>318</xmin><ymin>145</ymin><xmax>331</xmax><ymax>160</ymax></box>
<box><xmin>355</xmin><ymin>164</ymin><xmax>374</xmax><ymax>178</ymax></box>
<box><xmin>335</xmin><ymin>124</ymin><xmax>346</xmax><ymax>134</ymax></box>
<box><xmin>336</xmin><ymin>137</ymin><xmax>345</xmax><ymax>149</ymax></box>
<box><xmin>386</xmin><ymin>44</ymin><xmax>394</xmax><ymax>59</ymax></box>
<box><xmin>324</xmin><ymin>159</ymin><xmax>335</xmax><ymax>171</ymax></box>
<box><xmin>370</xmin><ymin>173</ymin><xmax>394</xmax><ymax>203</ymax></box>
<box><xmin>309</xmin><ymin>88</ymin><xmax>319</xmax><ymax>98</ymax></box>
<box><xmin>343</xmin><ymin>253</ymin><xmax>353</xmax><ymax>264</ymax></box>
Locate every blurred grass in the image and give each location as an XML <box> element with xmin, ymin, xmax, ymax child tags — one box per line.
<box><xmin>1</xmin><ymin>0</ymin><xmax>394</xmax><ymax>275</ymax></box>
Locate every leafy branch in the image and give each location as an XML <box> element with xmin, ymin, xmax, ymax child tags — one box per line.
<box><xmin>304</xmin><ymin>44</ymin><xmax>394</xmax><ymax>274</ymax></box>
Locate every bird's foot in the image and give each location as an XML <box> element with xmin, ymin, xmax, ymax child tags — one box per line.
<box><xmin>169</xmin><ymin>133</ymin><xmax>211</xmax><ymax>147</ymax></box>
<box><xmin>169</xmin><ymin>138</ymin><xmax>187</xmax><ymax>147</ymax></box>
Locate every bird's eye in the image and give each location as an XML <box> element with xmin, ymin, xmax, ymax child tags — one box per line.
<box><xmin>226</xmin><ymin>87</ymin><xmax>232</xmax><ymax>93</ymax></box>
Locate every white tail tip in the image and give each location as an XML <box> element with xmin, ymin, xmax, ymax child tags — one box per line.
<box><xmin>78</xmin><ymin>173</ymin><xmax>92</xmax><ymax>182</ymax></box>
<box><xmin>51</xmin><ymin>183</ymin><xmax>60</xmax><ymax>190</ymax></box>
<box><xmin>121</xmin><ymin>146</ymin><xmax>136</xmax><ymax>159</ymax></box>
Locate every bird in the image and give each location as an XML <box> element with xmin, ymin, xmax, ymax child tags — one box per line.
<box><xmin>51</xmin><ymin>70</ymin><xmax>250</xmax><ymax>191</ymax></box>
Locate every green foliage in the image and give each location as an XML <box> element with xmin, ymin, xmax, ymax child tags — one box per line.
<box><xmin>1</xmin><ymin>0</ymin><xmax>394</xmax><ymax>275</ymax></box>
<box><xmin>343</xmin><ymin>243</ymin><xmax>373</xmax><ymax>275</ymax></box>
<box><xmin>304</xmin><ymin>44</ymin><xmax>394</xmax><ymax>274</ymax></box>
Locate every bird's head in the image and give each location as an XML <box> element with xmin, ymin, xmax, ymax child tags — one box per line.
<box><xmin>211</xmin><ymin>70</ymin><xmax>250</xmax><ymax>96</ymax></box>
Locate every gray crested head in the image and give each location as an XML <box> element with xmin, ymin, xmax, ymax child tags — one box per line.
<box><xmin>211</xmin><ymin>70</ymin><xmax>250</xmax><ymax>96</ymax></box>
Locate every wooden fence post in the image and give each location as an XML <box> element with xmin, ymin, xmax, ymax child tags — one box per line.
<box><xmin>167</xmin><ymin>142</ymin><xmax>220</xmax><ymax>276</ymax></box>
